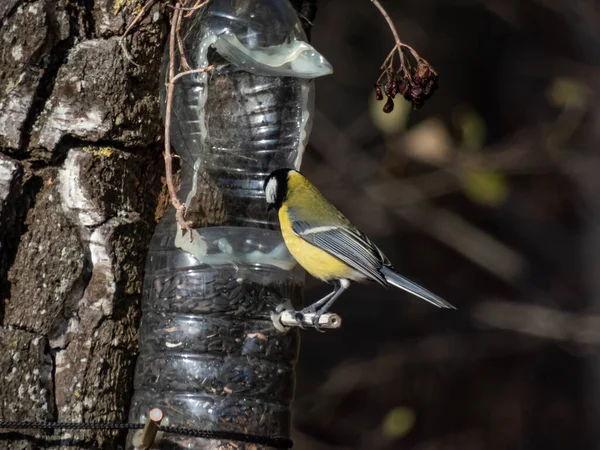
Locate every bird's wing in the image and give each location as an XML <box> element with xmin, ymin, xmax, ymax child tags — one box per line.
<box><xmin>291</xmin><ymin>218</ymin><xmax>388</xmax><ymax>285</ymax></box>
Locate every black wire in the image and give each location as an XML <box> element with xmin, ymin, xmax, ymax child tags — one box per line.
<box><xmin>0</xmin><ymin>422</ymin><xmax>293</xmax><ymax>448</ymax></box>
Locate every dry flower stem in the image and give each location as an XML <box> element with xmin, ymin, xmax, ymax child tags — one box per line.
<box><xmin>370</xmin><ymin>0</ymin><xmax>405</xmax><ymax>69</ymax></box>
<box><xmin>370</xmin><ymin>0</ymin><xmax>439</xmax><ymax>109</ymax></box>
<box><xmin>380</xmin><ymin>46</ymin><xmax>397</xmax><ymax>71</ymax></box>
<box><xmin>370</xmin><ymin>0</ymin><xmax>428</xmax><ymax>86</ymax></box>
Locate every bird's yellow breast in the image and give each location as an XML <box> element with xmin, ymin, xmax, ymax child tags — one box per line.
<box><xmin>279</xmin><ymin>204</ymin><xmax>355</xmax><ymax>281</ymax></box>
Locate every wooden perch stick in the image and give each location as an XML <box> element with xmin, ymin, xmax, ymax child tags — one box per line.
<box><xmin>132</xmin><ymin>408</ymin><xmax>163</xmax><ymax>450</ymax></box>
<box><xmin>271</xmin><ymin>309</ymin><xmax>342</xmax><ymax>331</ymax></box>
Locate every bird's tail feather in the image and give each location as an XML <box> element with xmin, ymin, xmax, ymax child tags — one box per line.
<box><xmin>380</xmin><ymin>266</ymin><xmax>455</xmax><ymax>309</ymax></box>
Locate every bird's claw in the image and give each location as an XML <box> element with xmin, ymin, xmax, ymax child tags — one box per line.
<box><xmin>312</xmin><ymin>312</ymin><xmax>325</xmax><ymax>333</ymax></box>
<box><xmin>294</xmin><ymin>312</ymin><xmax>306</xmax><ymax>330</ymax></box>
<box><xmin>293</xmin><ymin>308</ymin><xmax>326</xmax><ymax>332</ymax></box>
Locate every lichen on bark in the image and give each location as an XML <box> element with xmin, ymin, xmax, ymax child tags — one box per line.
<box><xmin>0</xmin><ymin>1</ymin><xmax>320</xmax><ymax>448</ymax></box>
<box><xmin>0</xmin><ymin>1</ymin><xmax>165</xmax><ymax>448</ymax></box>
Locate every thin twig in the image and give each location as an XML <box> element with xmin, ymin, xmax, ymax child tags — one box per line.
<box><xmin>119</xmin><ymin>40</ymin><xmax>140</xmax><ymax>67</ymax></box>
<box><xmin>370</xmin><ymin>0</ymin><xmax>404</xmax><ymax>69</ymax></box>
<box><xmin>379</xmin><ymin>46</ymin><xmax>396</xmax><ymax>71</ymax></box>
<box><xmin>171</xmin><ymin>66</ymin><xmax>215</xmax><ymax>84</ymax></box>
<box><xmin>119</xmin><ymin>0</ymin><xmax>159</xmax><ymax>67</ymax></box>
<box><xmin>164</xmin><ymin>1</ymin><xmax>213</xmax><ymax>239</ymax></box>
<box><xmin>295</xmin><ymin>10</ymin><xmax>314</xmax><ymax>28</ymax></box>
<box><xmin>165</xmin><ymin>2</ymin><xmax>210</xmax><ymax>11</ymax></box>
<box><xmin>165</xmin><ymin>3</ymin><xmax>190</xmax><ymax>234</ymax></box>
<box><xmin>184</xmin><ymin>0</ymin><xmax>209</xmax><ymax>17</ymax></box>
<box><xmin>176</xmin><ymin>0</ymin><xmax>192</xmax><ymax>76</ymax></box>
<box><xmin>176</xmin><ymin>32</ymin><xmax>191</xmax><ymax>71</ymax></box>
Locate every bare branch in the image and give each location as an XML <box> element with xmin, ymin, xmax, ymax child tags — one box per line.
<box><xmin>164</xmin><ymin>4</ymin><xmax>185</xmax><ymax>231</ymax></box>
<box><xmin>164</xmin><ymin>1</ymin><xmax>213</xmax><ymax>240</ymax></box>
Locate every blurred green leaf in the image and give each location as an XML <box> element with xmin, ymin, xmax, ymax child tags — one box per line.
<box><xmin>548</xmin><ymin>77</ymin><xmax>590</xmax><ymax>110</ymax></box>
<box><xmin>369</xmin><ymin>90</ymin><xmax>411</xmax><ymax>135</ymax></box>
<box><xmin>381</xmin><ymin>407</ymin><xmax>416</xmax><ymax>439</ymax></box>
<box><xmin>456</xmin><ymin>108</ymin><xmax>486</xmax><ymax>151</ymax></box>
<box><xmin>462</xmin><ymin>169</ymin><xmax>509</xmax><ymax>207</ymax></box>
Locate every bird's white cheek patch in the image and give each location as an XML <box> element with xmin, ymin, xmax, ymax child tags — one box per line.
<box><xmin>265</xmin><ymin>178</ymin><xmax>278</xmax><ymax>204</ymax></box>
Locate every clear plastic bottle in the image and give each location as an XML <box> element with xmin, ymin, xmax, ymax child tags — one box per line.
<box><xmin>129</xmin><ymin>0</ymin><xmax>332</xmax><ymax>447</ymax></box>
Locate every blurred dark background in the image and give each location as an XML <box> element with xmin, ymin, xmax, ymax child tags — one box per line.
<box><xmin>291</xmin><ymin>0</ymin><xmax>600</xmax><ymax>449</ymax></box>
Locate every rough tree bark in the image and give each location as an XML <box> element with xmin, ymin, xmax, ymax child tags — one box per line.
<box><xmin>0</xmin><ymin>1</ymin><xmax>165</xmax><ymax>448</ymax></box>
<box><xmin>0</xmin><ymin>1</ymin><xmax>319</xmax><ymax>449</ymax></box>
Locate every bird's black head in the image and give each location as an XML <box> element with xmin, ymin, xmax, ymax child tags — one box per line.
<box><xmin>264</xmin><ymin>168</ymin><xmax>294</xmax><ymax>211</ymax></box>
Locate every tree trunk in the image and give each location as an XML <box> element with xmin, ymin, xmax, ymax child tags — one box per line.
<box><xmin>0</xmin><ymin>1</ymin><xmax>165</xmax><ymax>448</ymax></box>
<box><xmin>0</xmin><ymin>1</ymin><xmax>319</xmax><ymax>449</ymax></box>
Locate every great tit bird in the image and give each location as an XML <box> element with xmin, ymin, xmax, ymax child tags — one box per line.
<box><xmin>264</xmin><ymin>168</ymin><xmax>455</xmax><ymax>330</ymax></box>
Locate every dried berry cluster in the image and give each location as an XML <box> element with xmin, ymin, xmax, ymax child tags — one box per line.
<box><xmin>374</xmin><ymin>56</ymin><xmax>438</xmax><ymax>112</ymax></box>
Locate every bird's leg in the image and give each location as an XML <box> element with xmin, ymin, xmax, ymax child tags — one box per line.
<box><xmin>311</xmin><ymin>279</ymin><xmax>350</xmax><ymax>332</ymax></box>
<box><xmin>299</xmin><ymin>289</ymin><xmax>337</xmax><ymax>314</ymax></box>
<box><xmin>293</xmin><ymin>288</ymin><xmax>337</xmax><ymax>329</ymax></box>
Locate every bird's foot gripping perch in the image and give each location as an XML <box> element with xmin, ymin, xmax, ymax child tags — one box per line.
<box><xmin>271</xmin><ymin>302</ymin><xmax>342</xmax><ymax>332</ymax></box>
<box><xmin>271</xmin><ymin>279</ymin><xmax>350</xmax><ymax>332</ymax></box>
